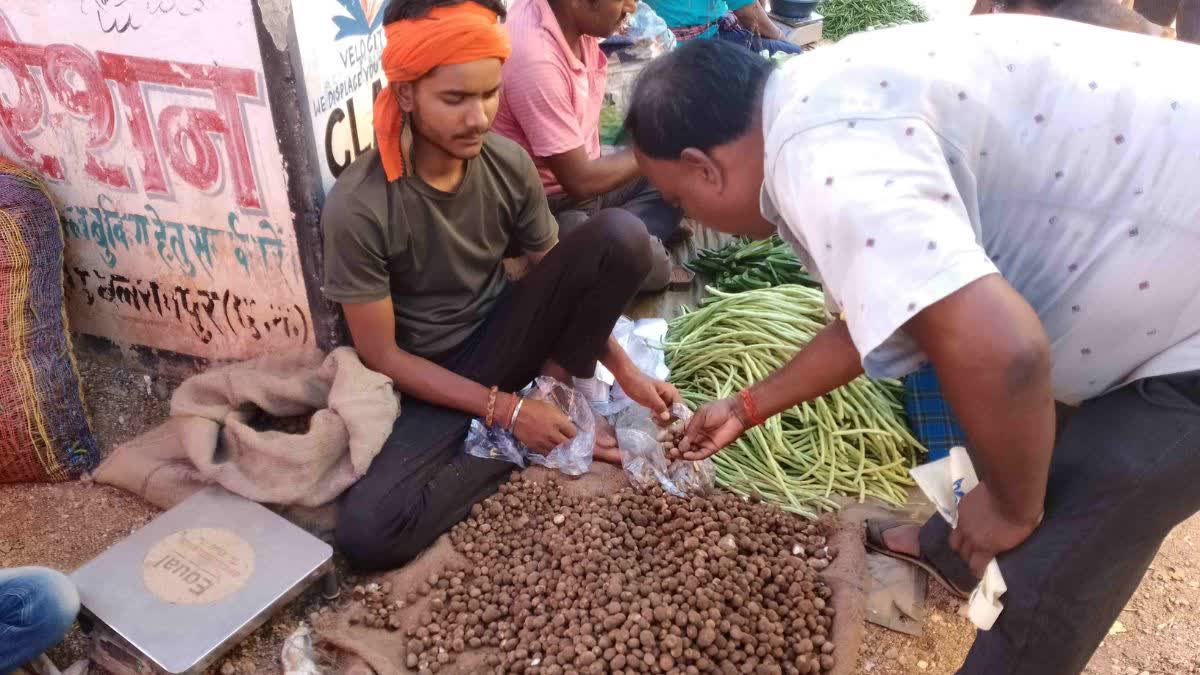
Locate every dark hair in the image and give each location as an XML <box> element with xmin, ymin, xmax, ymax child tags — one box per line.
<box><xmin>624</xmin><ymin>39</ymin><xmax>776</xmax><ymax>160</ymax></box>
<box><xmin>383</xmin><ymin>0</ymin><xmax>506</xmax><ymax>23</ymax></box>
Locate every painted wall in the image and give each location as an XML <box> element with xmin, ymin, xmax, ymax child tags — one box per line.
<box><xmin>291</xmin><ymin>0</ymin><xmax>389</xmax><ymax>194</ymax></box>
<box><xmin>0</xmin><ymin>1</ymin><xmax>317</xmax><ymax>361</ymax></box>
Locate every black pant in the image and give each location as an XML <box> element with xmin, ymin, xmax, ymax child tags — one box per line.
<box><xmin>919</xmin><ymin>372</ymin><xmax>1200</xmax><ymax>675</ymax></box>
<box><xmin>1135</xmin><ymin>0</ymin><xmax>1200</xmax><ymax>41</ymax></box>
<box><xmin>548</xmin><ymin>177</ymin><xmax>683</xmax><ymax>292</ymax></box>
<box><xmin>335</xmin><ymin>211</ymin><xmax>654</xmax><ymax>571</ymax></box>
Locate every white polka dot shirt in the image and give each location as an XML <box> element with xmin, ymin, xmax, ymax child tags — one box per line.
<box><xmin>759</xmin><ymin>15</ymin><xmax>1200</xmax><ymax>405</ymax></box>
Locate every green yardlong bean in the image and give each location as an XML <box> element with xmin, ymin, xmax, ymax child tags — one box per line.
<box><xmin>817</xmin><ymin>0</ymin><xmax>930</xmax><ymax>42</ymax></box>
<box><xmin>666</xmin><ymin>284</ymin><xmax>925</xmax><ymax>517</ymax></box>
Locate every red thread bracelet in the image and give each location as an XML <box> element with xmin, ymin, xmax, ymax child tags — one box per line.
<box><xmin>738</xmin><ymin>388</ymin><xmax>766</xmax><ymax>427</ymax></box>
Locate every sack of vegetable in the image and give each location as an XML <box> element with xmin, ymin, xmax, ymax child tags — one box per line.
<box><xmin>0</xmin><ymin>158</ymin><xmax>100</xmax><ymax>483</ymax></box>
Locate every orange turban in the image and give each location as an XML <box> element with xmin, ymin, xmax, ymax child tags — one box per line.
<box><xmin>374</xmin><ymin>3</ymin><xmax>512</xmax><ymax>181</ymax></box>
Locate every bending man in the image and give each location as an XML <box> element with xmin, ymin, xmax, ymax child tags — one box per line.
<box><xmin>324</xmin><ymin>0</ymin><xmax>679</xmax><ymax>571</ymax></box>
<box><xmin>626</xmin><ymin>20</ymin><xmax>1200</xmax><ymax>674</ymax></box>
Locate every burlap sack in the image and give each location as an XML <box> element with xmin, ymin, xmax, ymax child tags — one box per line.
<box><xmin>312</xmin><ymin>464</ymin><xmax>868</xmax><ymax>675</ymax></box>
<box><xmin>93</xmin><ymin>347</ymin><xmax>398</xmax><ymax>509</ymax></box>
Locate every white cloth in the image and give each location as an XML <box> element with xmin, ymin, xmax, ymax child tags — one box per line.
<box><xmin>910</xmin><ymin>447</ymin><xmax>1008</xmax><ymax>630</ymax></box>
<box><xmin>760</xmin><ymin>15</ymin><xmax>1200</xmax><ymax>404</ymax></box>
<box><xmin>579</xmin><ymin>316</ymin><xmax>671</xmax><ymax>416</ymax></box>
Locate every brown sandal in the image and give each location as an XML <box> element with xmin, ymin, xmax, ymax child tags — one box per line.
<box><xmin>865</xmin><ymin>518</ymin><xmax>971</xmax><ymax>599</ymax></box>
<box><xmin>668</xmin><ymin>265</ymin><xmax>695</xmax><ymax>290</ymax></box>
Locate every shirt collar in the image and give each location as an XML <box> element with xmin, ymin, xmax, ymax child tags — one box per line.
<box><xmin>527</xmin><ymin>0</ymin><xmax>587</xmax><ymax>72</ymax></box>
<box><xmin>759</xmin><ymin>69</ymin><xmax>786</xmax><ymax>228</ymax></box>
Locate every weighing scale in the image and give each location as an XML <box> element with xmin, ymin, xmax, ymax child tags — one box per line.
<box><xmin>72</xmin><ymin>487</ymin><xmax>334</xmax><ymax>674</ymax></box>
<box><xmin>770</xmin><ymin>10</ymin><xmax>825</xmax><ymax>47</ymax></box>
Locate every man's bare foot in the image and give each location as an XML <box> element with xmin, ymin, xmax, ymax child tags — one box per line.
<box><xmin>593</xmin><ymin>414</ymin><xmax>622</xmax><ymax>465</ymax></box>
<box><xmin>881</xmin><ymin>523</ymin><xmax>922</xmax><ymax>558</ymax></box>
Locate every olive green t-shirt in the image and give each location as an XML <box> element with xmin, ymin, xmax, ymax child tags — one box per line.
<box><xmin>321</xmin><ymin>134</ymin><xmax>558</xmax><ymax>357</ymax></box>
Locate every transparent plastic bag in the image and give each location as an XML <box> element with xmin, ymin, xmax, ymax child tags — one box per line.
<box><xmin>616</xmin><ymin>402</ymin><xmax>714</xmax><ymax>497</ymax></box>
<box><xmin>524</xmin><ymin>377</ymin><xmax>595</xmax><ymax>477</ymax></box>
<box><xmin>464</xmin><ymin>377</ymin><xmax>594</xmax><ymax>477</ymax></box>
<box><xmin>618</xmin><ymin>2</ymin><xmax>676</xmax><ymax>60</ymax></box>
<box><xmin>669</xmin><ymin>451</ymin><xmax>717</xmax><ymax>496</ymax></box>
<box><xmin>464</xmin><ymin>419</ymin><xmax>526</xmax><ymax>467</ymax></box>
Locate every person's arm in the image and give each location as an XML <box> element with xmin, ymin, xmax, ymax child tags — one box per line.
<box><xmin>904</xmin><ymin>275</ymin><xmax>1052</xmax><ymax>571</ymax></box>
<box><xmin>512</xmin><ymin>150</ymin><xmax>560</xmax><ymax>267</ymax></box>
<box><xmin>502</xmin><ymin>58</ymin><xmax>630</xmax><ymax>200</ymax></box>
<box><xmin>677</xmin><ymin>319</ymin><xmax>862</xmax><ymax>458</ymax></box>
<box><xmin>342</xmin><ymin>298</ymin><xmax>576</xmax><ymax>453</ymax></box>
<box><xmin>542</xmin><ymin>147</ymin><xmax>640</xmax><ymax>202</ymax></box>
<box><xmin>732</xmin><ymin>0</ymin><xmax>786</xmax><ymax>39</ymax></box>
<box><xmin>600</xmin><ymin>335</ymin><xmax>683</xmax><ymax>423</ymax></box>
<box><xmin>344</xmin><ymin>298</ymin><xmax>493</xmax><ymax>417</ymax></box>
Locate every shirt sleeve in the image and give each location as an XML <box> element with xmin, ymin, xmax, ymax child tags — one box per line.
<box><xmin>502</xmin><ymin>57</ymin><xmax>586</xmax><ymax>159</ymax></box>
<box><xmin>511</xmin><ymin>152</ymin><xmax>559</xmax><ymax>253</ymax></box>
<box><xmin>727</xmin><ymin>0</ymin><xmax>758</xmax><ymax>13</ymax></box>
<box><xmin>766</xmin><ymin>118</ymin><xmax>999</xmax><ymax>379</ymax></box>
<box><xmin>321</xmin><ymin>187</ymin><xmax>393</xmax><ymax>305</ymax></box>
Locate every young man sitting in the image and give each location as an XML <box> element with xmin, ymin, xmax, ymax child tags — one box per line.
<box><xmin>322</xmin><ymin>0</ymin><xmax>680</xmax><ymax>571</ymax></box>
<box><xmin>492</xmin><ymin>0</ymin><xmax>688</xmax><ymax>291</ymax></box>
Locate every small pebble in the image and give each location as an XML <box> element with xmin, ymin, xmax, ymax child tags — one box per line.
<box><xmin>553</xmin><ymin>514</ymin><xmax>565</xmax><ymax>525</ymax></box>
<box><xmin>917</xmin><ymin>660</ymin><xmax>929</xmax><ymax>670</ymax></box>
<box><xmin>220</xmin><ymin>663</ymin><xmax>237</xmax><ymax>675</ymax></box>
<box><xmin>885</xmin><ymin>648</ymin><xmax>898</xmax><ymax>660</ymax></box>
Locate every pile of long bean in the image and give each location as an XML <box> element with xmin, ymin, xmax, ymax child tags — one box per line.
<box><xmin>686</xmin><ymin>235</ymin><xmax>820</xmax><ymax>293</ymax></box>
<box><xmin>817</xmin><ymin>0</ymin><xmax>929</xmax><ymax>42</ymax></box>
<box><xmin>665</xmin><ymin>285</ymin><xmax>924</xmax><ymax>517</ymax></box>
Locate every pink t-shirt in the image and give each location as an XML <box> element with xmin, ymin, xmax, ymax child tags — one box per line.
<box><xmin>493</xmin><ymin>0</ymin><xmax>608</xmax><ymax>196</ymax></box>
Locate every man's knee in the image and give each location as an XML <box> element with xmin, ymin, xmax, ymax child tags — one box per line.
<box><xmin>554</xmin><ymin>209</ymin><xmax>590</xmax><ymax>237</ymax></box>
<box><xmin>335</xmin><ymin>497</ymin><xmax>427</xmax><ymax>571</ymax></box>
<box><xmin>8</xmin><ymin>568</ymin><xmax>79</xmax><ymax>638</ymax></box>
<box><xmin>590</xmin><ymin>208</ymin><xmax>655</xmax><ymax>279</ymax></box>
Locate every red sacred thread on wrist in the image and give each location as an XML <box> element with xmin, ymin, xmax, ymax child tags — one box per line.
<box><xmin>739</xmin><ymin>388</ymin><xmax>766</xmax><ymax>427</ymax></box>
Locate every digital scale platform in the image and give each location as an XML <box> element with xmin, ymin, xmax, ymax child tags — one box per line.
<box><xmin>72</xmin><ymin>487</ymin><xmax>333</xmax><ymax>674</ymax></box>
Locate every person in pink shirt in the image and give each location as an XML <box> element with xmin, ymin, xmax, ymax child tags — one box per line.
<box><xmin>493</xmin><ymin>0</ymin><xmax>691</xmax><ymax>291</ymax></box>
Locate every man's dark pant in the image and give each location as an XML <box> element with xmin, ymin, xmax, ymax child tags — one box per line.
<box><xmin>548</xmin><ymin>177</ymin><xmax>683</xmax><ymax>292</ymax></box>
<box><xmin>1135</xmin><ymin>0</ymin><xmax>1200</xmax><ymax>41</ymax></box>
<box><xmin>717</xmin><ymin>25</ymin><xmax>805</xmax><ymax>55</ymax></box>
<box><xmin>919</xmin><ymin>372</ymin><xmax>1200</xmax><ymax>674</ymax></box>
<box><xmin>335</xmin><ymin>210</ymin><xmax>654</xmax><ymax>571</ymax></box>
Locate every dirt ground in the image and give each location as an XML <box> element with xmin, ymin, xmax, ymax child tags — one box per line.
<box><xmin>856</xmin><ymin>520</ymin><xmax>1200</xmax><ymax>675</ymax></box>
<box><xmin>2</xmin><ymin>352</ymin><xmax>1198</xmax><ymax>674</ymax></box>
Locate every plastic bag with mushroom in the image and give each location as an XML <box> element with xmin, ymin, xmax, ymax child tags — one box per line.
<box><xmin>464</xmin><ymin>418</ymin><xmax>526</xmax><ymax>468</ymax></box>
<box><xmin>522</xmin><ymin>377</ymin><xmax>595</xmax><ymax>477</ymax></box>
<box><xmin>463</xmin><ymin>378</ymin><xmax>594</xmax><ymax>476</ymax></box>
<box><xmin>615</xmin><ymin>402</ymin><xmax>714</xmax><ymax>496</ymax></box>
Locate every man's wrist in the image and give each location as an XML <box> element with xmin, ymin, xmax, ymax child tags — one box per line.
<box><xmin>986</xmin><ymin>482</ymin><xmax>1044</xmax><ymax>529</ymax></box>
<box><xmin>734</xmin><ymin>389</ymin><xmax>762</xmax><ymax>428</ymax></box>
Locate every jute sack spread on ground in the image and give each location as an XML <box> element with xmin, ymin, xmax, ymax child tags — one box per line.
<box><xmin>0</xmin><ymin>158</ymin><xmax>100</xmax><ymax>483</ymax></box>
<box><xmin>314</xmin><ymin>464</ymin><xmax>867</xmax><ymax>675</ymax></box>
<box><xmin>92</xmin><ymin>347</ymin><xmax>398</xmax><ymax>508</ymax></box>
